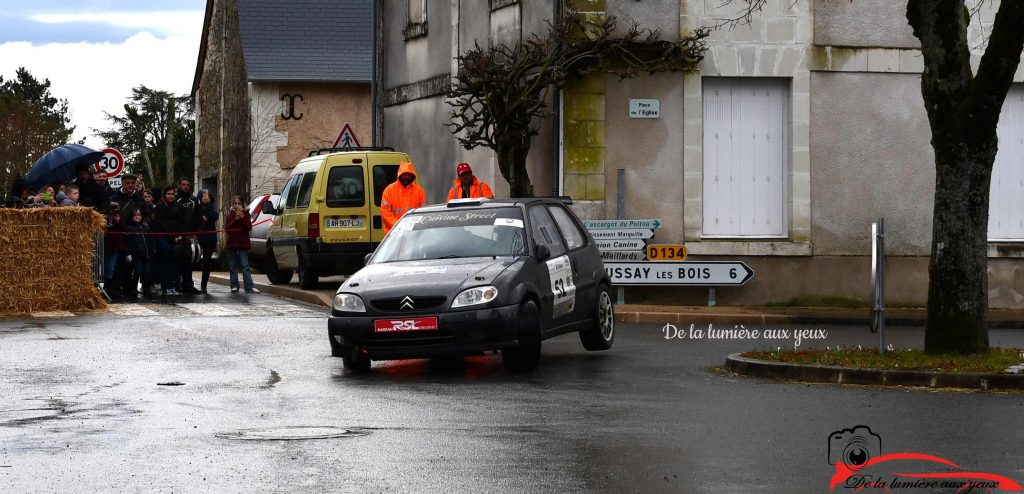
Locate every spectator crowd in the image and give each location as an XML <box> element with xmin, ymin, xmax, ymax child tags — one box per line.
<box><xmin>3</xmin><ymin>163</ymin><xmax>258</xmax><ymax>300</ymax></box>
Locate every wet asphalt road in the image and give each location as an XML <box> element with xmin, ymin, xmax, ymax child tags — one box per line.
<box><xmin>2</xmin><ymin>291</ymin><xmax>1024</xmax><ymax>493</ymax></box>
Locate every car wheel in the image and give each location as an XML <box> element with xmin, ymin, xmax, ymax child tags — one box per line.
<box><xmin>579</xmin><ymin>284</ymin><xmax>614</xmax><ymax>351</ymax></box>
<box><xmin>264</xmin><ymin>250</ymin><xmax>294</xmax><ymax>285</ymax></box>
<box><xmin>342</xmin><ymin>347</ymin><xmax>371</xmax><ymax>372</ymax></box>
<box><xmin>297</xmin><ymin>250</ymin><xmax>319</xmax><ymax>290</ymax></box>
<box><xmin>502</xmin><ymin>300</ymin><xmax>542</xmax><ymax>372</ymax></box>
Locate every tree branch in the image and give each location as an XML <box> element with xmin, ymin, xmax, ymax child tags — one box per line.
<box><xmin>970</xmin><ymin>0</ymin><xmax>1024</xmax><ymax>129</ymax></box>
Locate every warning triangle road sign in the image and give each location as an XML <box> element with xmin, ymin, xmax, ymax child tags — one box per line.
<box><xmin>333</xmin><ymin>123</ymin><xmax>362</xmax><ymax>148</ymax></box>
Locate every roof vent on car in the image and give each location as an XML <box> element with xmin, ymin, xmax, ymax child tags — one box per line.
<box><xmin>446</xmin><ymin>198</ymin><xmax>490</xmax><ymax>208</ymax></box>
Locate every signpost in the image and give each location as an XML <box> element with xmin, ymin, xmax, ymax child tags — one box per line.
<box><xmin>604</xmin><ymin>261</ymin><xmax>754</xmax><ymax>286</ymax></box>
<box><xmin>95</xmin><ymin>148</ymin><xmax>124</xmax><ymax>189</ymax></box>
<box><xmin>588</xmin><ymin>228</ymin><xmax>656</xmax><ymax>240</ymax></box>
<box><xmin>646</xmin><ymin>244</ymin><xmax>687</xmax><ymax>261</ymax></box>
<box><xmin>333</xmin><ymin>123</ymin><xmax>361</xmax><ymax>148</ymax></box>
<box><xmin>600</xmin><ymin>251</ymin><xmax>646</xmax><ymax>261</ymax></box>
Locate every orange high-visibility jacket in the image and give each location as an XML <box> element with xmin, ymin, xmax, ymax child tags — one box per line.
<box><xmin>445</xmin><ymin>176</ymin><xmax>494</xmax><ymax>202</ymax></box>
<box><xmin>381</xmin><ymin>161</ymin><xmax>427</xmax><ymax>234</ymax></box>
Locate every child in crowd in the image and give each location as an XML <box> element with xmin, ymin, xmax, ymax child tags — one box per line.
<box><xmin>197</xmin><ymin>190</ymin><xmax>218</xmax><ymax>293</ymax></box>
<box><xmin>124</xmin><ymin>208</ymin><xmax>154</xmax><ymax>299</ymax></box>
<box><xmin>225</xmin><ymin>195</ymin><xmax>258</xmax><ymax>294</ymax></box>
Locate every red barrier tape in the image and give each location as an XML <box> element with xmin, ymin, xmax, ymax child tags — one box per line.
<box><xmin>103</xmin><ymin>217</ymin><xmax>274</xmax><ymax>236</ymax></box>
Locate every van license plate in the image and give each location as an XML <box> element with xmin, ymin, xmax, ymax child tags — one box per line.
<box><xmin>326</xmin><ymin>218</ymin><xmax>364</xmax><ymax>228</ymax></box>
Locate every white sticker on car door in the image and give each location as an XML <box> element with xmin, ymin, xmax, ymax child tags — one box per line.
<box><xmin>546</xmin><ymin>255</ymin><xmax>576</xmax><ymax>318</ymax></box>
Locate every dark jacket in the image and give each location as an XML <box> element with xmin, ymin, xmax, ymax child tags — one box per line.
<box><xmin>73</xmin><ymin>178</ymin><xmax>108</xmax><ymax>213</ymax></box>
<box><xmin>112</xmin><ymin>189</ymin><xmax>146</xmax><ymax>222</ymax></box>
<box><xmin>198</xmin><ymin>202</ymin><xmax>219</xmax><ymax>248</ymax></box>
<box><xmin>225</xmin><ymin>210</ymin><xmax>252</xmax><ymax>250</ymax></box>
<box><xmin>154</xmin><ymin>200</ymin><xmax>186</xmax><ymax>235</ymax></box>
<box><xmin>104</xmin><ymin>215</ymin><xmax>125</xmax><ymax>253</ymax></box>
<box><xmin>123</xmin><ymin>220</ymin><xmax>154</xmax><ymax>260</ymax></box>
<box><xmin>176</xmin><ymin>191</ymin><xmax>202</xmax><ymax>233</ymax></box>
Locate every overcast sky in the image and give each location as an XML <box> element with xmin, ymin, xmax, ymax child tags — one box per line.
<box><xmin>0</xmin><ymin>0</ymin><xmax>206</xmax><ymax>148</ymax></box>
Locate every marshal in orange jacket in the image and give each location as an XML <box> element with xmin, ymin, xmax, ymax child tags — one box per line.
<box><xmin>381</xmin><ymin>161</ymin><xmax>428</xmax><ymax>234</ymax></box>
<box><xmin>445</xmin><ymin>176</ymin><xmax>494</xmax><ymax>202</ymax></box>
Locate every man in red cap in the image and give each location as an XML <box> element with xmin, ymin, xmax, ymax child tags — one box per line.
<box><xmin>446</xmin><ymin>162</ymin><xmax>494</xmax><ymax>202</ymax></box>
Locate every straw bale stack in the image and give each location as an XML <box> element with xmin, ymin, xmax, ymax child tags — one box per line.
<box><xmin>0</xmin><ymin>207</ymin><xmax>107</xmax><ymax>315</ymax></box>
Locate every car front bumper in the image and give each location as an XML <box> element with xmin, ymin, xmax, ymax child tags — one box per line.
<box><xmin>328</xmin><ymin>304</ymin><xmax>520</xmax><ymax>360</ymax></box>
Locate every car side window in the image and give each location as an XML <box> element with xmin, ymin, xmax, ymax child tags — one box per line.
<box><xmin>529</xmin><ymin>206</ymin><xmax>567</xmax><ymax>258</ymax></box>
<box><xmin>296</xmin><ymin>172</ymin><xmax>317</xmax><ymax>208</ymax></box>
<box><xmin>547</xmin><ymin>205</ymin><xmax>586</xmax><ymax>251</ymax></box>
<box><xmin>281</xmin><ymin>175</ymin><xmax>299</xmax><ymax>210</ymax></box>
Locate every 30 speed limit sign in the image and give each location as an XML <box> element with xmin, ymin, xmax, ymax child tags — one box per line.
<box><xmin>94</xmin><ymin>148</ymin><xmax>125</xmax><ymax>177</ymax></box>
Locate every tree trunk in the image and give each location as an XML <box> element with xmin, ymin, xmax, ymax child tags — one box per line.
<box><xmin>165</xmin><ymin>98</ymin><xmax>176</xmax><ymax>185</ymax></box>
<box><xmin>924</xmin><ymin>135</ymin><xmax>993</xmax><ymax>354</ymax></box>
<box><xmin>497</xmin><ymin>139</ymin><xmax>533</xmax><ymax>198</ymax></box>
<box><xmin>125</xmin><ymin>104</ymin><xmax>156</xmax><ymax>182</ymax></box>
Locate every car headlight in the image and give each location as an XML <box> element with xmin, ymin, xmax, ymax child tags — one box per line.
<box><xmin>333</xmin><ymin>293</ymin><xmax>366</xmax><ymax>312</ymax></box>
<box><xmin>451</xmin><ymin>286</ymin><xmax>498</xmax><ymax>308</ymax></box>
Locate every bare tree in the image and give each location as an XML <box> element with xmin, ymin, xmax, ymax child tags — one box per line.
<box><xmin>446</xmin><ymin>10</ymin><xmax>710</xmax><ymax>197</ymax></box>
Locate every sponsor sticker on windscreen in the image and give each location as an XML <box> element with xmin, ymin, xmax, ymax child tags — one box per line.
<box><xmin>494</xmin><ymin>218</ymin><xmax>524</xmax><ymax>228</ymax></box>
<box><xmin>373</xmin><ymin>317</ymin><xmax>439</xmax><ymax>333</ymax></box>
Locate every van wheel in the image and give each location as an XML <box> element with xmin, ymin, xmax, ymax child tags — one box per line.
<box><xmin>579</xmin><ymin>284</ymin><xmax>614</xmax><ymax>351</ymax></box>
<box><xmin>264</xmin><ymin>250</ymin><xmax>294</xmax><ymax>285</ymax></box>
<box><xmin>298</xmin><ymin>251</ymin><xmax>319</xmax><ymax>289</ymax></box>
<box><xmin>502</xmin><ymin>300</ymin><xmax>542</xmax><ymax>372</ymax></box>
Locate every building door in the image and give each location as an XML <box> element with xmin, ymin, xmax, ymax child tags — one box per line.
<box><xmin>702</xmin><ymin>78</ymin><xmax>787</xmax><ymax>237</ymax></box>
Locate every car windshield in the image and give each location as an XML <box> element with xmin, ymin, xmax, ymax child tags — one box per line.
<box><xmin>373</xmin><ymin>208</ymin><xmax>527</xmax><ymax>262</ymax></box>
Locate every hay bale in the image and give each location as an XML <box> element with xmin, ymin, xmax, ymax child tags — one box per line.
<box><xmin>0</xmin><ymin>207</ymin><xmax>107</xmax><ymax>316</ymax></box>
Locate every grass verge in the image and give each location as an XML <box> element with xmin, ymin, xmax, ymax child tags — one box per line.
<box><xmin>743</xmin><ymin>348</ymin><xmax>1024</xmax><ymax>373</ymax></box>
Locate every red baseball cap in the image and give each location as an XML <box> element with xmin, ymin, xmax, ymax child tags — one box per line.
<box><xmin>456</xmin><ymin>162</ymin><xmax>472</xmax><ymax>176</ymax></box>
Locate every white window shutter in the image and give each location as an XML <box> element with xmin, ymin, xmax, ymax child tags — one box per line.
<box><xmin>989</xmin><ymin>86</ymin><xmax>1024</xmax><ymax>241</ymax></box>
<box><xmin>703</xmin><ymin>78</ymin><xmax>787</xmax><ymax>237</ymax></box>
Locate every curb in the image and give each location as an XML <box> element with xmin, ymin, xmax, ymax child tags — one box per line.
<box><xmin>206</xmin><ymin>274</ymin><xmax>332</xmax><ymax>308</ymax></box>
<box><xmin>724</xmin><ymin>353</ymin><xmax>1024</xmax><ymax>391</ymax></box>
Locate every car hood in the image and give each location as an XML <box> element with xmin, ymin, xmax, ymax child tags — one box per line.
<box><xmin>338</xmin><ymin>257</ymin><xmax>521</xmax><ymax>297</ymax></box>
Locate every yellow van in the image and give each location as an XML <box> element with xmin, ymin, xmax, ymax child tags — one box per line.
<box><xmin>262</xmin><ymin>147</ymin><xmax>413</xmax><ymax>289</ymax></box>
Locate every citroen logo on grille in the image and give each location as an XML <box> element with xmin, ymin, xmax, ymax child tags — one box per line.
<box><xmin>400</xmin><ymin>296</ymin><xmax>415</xmax><ymax>310</ymax></box>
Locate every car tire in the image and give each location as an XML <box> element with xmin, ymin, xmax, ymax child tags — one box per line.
<box><xmin>342</xmin><ymin>347</ymin><xmax>371</xmax><ymax>372</ymax></box>
<box><xmin>298</xmin><ymin>250</ymin><xmax>319</xmax><ymax>290</ymax></box>
<box><xmin>579</xmin><ymin>284</ymin><xmax>614</xmax><ymax>351</ymax></box>
<box><xmin>264</xmin><ymin>250</ymin><xmax>294</xmax><ymax>285</ymax></box>
<box><xmin>502</xmin><ymin>300</ymin><xmax>542</xmax><ymax>372</ymax></box>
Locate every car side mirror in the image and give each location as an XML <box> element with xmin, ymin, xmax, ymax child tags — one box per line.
<box><xmin>535</xmin><ymin>244</ymin><xmax>551</xmax><ymax>261</ymax></box>
<box><xmin>364</xmin><ymin>253</ymin><xmax>373</xmax><ymax>265</ymax></box>
<box><xmin>261</xmin><ymin>201</ymin><xmax>276</xmax><ymax>215</ymax></box>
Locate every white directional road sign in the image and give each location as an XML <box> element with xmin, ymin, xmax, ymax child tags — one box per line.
<box><xmin>601</xmin><ymin>251</ymin><xmax>647</xmax><ymax>261</ymax></box>
<box><xmin>584</xmin><ymin>219</ymin><xmax>662</xmax><ymax>230</ymax></box>
<box><xmin>595</xmin><ymin>239</ymin><xmax>646</xmax><ymax>251</ymax></box>
<box><xmin>589</xmin><ymin>229</ymin><xmax>655</xmax><ymax>240</ymax></box>
<box><xmin>605</xmin><ymin>261</ymin><xmax>754</xmax><ymax>286</ymax></box>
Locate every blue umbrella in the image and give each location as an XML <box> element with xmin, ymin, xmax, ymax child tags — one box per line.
<box><xmin>25</xmin><ymin>144</ymin><xmax>104</xmax><ymax>188</ymax></box>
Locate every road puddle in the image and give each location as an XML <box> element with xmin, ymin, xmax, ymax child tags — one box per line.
<box><xmin>215</xmin><ymin>426</ymin><xmax>371</xmax><ymax>441</ymax></box>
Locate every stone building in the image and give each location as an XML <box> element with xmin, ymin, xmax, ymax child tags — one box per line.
<box><xmin>378</xmin><ymin>0</ymin><xmax>1024</xmax><ymax>308</ymax></box>
<box><xmin>192</xmin><ymin>0</ymin><xmax>373</xmax><ymax>205</ymax></box>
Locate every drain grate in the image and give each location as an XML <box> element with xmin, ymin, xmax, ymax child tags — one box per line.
<box><xmin>215</xmin><ymin>426</ymin><xmax>370</xmax><ymax>441</ymax></box>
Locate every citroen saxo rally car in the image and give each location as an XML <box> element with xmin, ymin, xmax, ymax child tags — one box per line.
<box><xmin>327</xmin><ymin>197</ymin><xmax>615</xmax><ymax>372</ymax></box>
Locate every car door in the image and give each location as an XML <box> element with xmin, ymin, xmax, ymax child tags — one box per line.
<box><xmin>276</xmin><ymin>173</ymin><xmax>305</xmax><ymax>269</ymax></box>
<box><xmin>368</xmin><ymin>154</ymin><xmax>404</xmax><ymax>244</ymax></box>
<box><xmin>321</xmin><ymin>154</ymin><xmax>371</xmax><ymax>247</ymax></box>
<box><xmin>527</xmin><ymin>205</ymin><xmax>574</xmax><ymax>330</ymax></box>
<box><xmin>546</xmin><ymin>204</ymin><xmax>598</xmax><ymax>322</ymax></box>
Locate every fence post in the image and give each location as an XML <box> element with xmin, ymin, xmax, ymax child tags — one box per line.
<box><xmin>870</xmin><ymin>218</ymin><xmax>885</xmax><ymax>353</ymax></box>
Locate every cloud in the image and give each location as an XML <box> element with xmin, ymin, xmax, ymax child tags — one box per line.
<box><xmin>0</xmin><ymin>0</ymin><xmax>205</xmax><ymax>15</ymax></box>
<box><xmin>0</xmin><ymin>15</ymin><xmax>142</xmax><ymax>43</ymax></box>
<box><xmin>0</xmin><ymin>25</ymin><xmax>203</xmax><ymax>149</ymax></box>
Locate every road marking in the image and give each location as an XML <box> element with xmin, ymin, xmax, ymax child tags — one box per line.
<box><xmin>29</xmin><ymin>311</ymin><xmax>75</xmax><ymax>318</ymax></box>
<box><xmin>107</xmin><ymin>305</ymin><xmax>159</xmax><ymax>316</ymax></box>
<box><xmin>178</xmin><ymin>304</ymin><xmax>238</xmax><ymax>316</ymax></box>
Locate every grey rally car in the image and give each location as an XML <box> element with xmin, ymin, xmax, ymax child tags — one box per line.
<box><xmin>327</xmin><ymin>197</ymin><xmax>614</xmax><ymax>372</ymax></box>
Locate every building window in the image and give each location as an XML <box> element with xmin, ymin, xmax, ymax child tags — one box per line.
<box><xmin>489</xmin><ymin>2</ymin><xmax>521</xmax><ymax>48</ymax></box>
<box><xmin>403</xmin><ymin>0</ymin><xmax>427</xmax><ymax>40</ymax></box>
<box><xmin>702</xmin><ymin>78</ymin><xmax>788</xmax><ymax>238</ymax></box>
<box><xmin>989</xmin><ymin>85</ymin><xmax>1024</xmax><ymax>241</ymax></box>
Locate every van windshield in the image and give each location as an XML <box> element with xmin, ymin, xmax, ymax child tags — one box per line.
<box><xmin>372</xmin><ymin>208</ymin><xmax>527</xmax><ymax>262</ymax></box>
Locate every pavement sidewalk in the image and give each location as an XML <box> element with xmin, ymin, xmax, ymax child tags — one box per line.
<box><xmin>204</xmin><ymin>271</ymin><xmax>1024</xmax><ymax>328</ymax></box>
